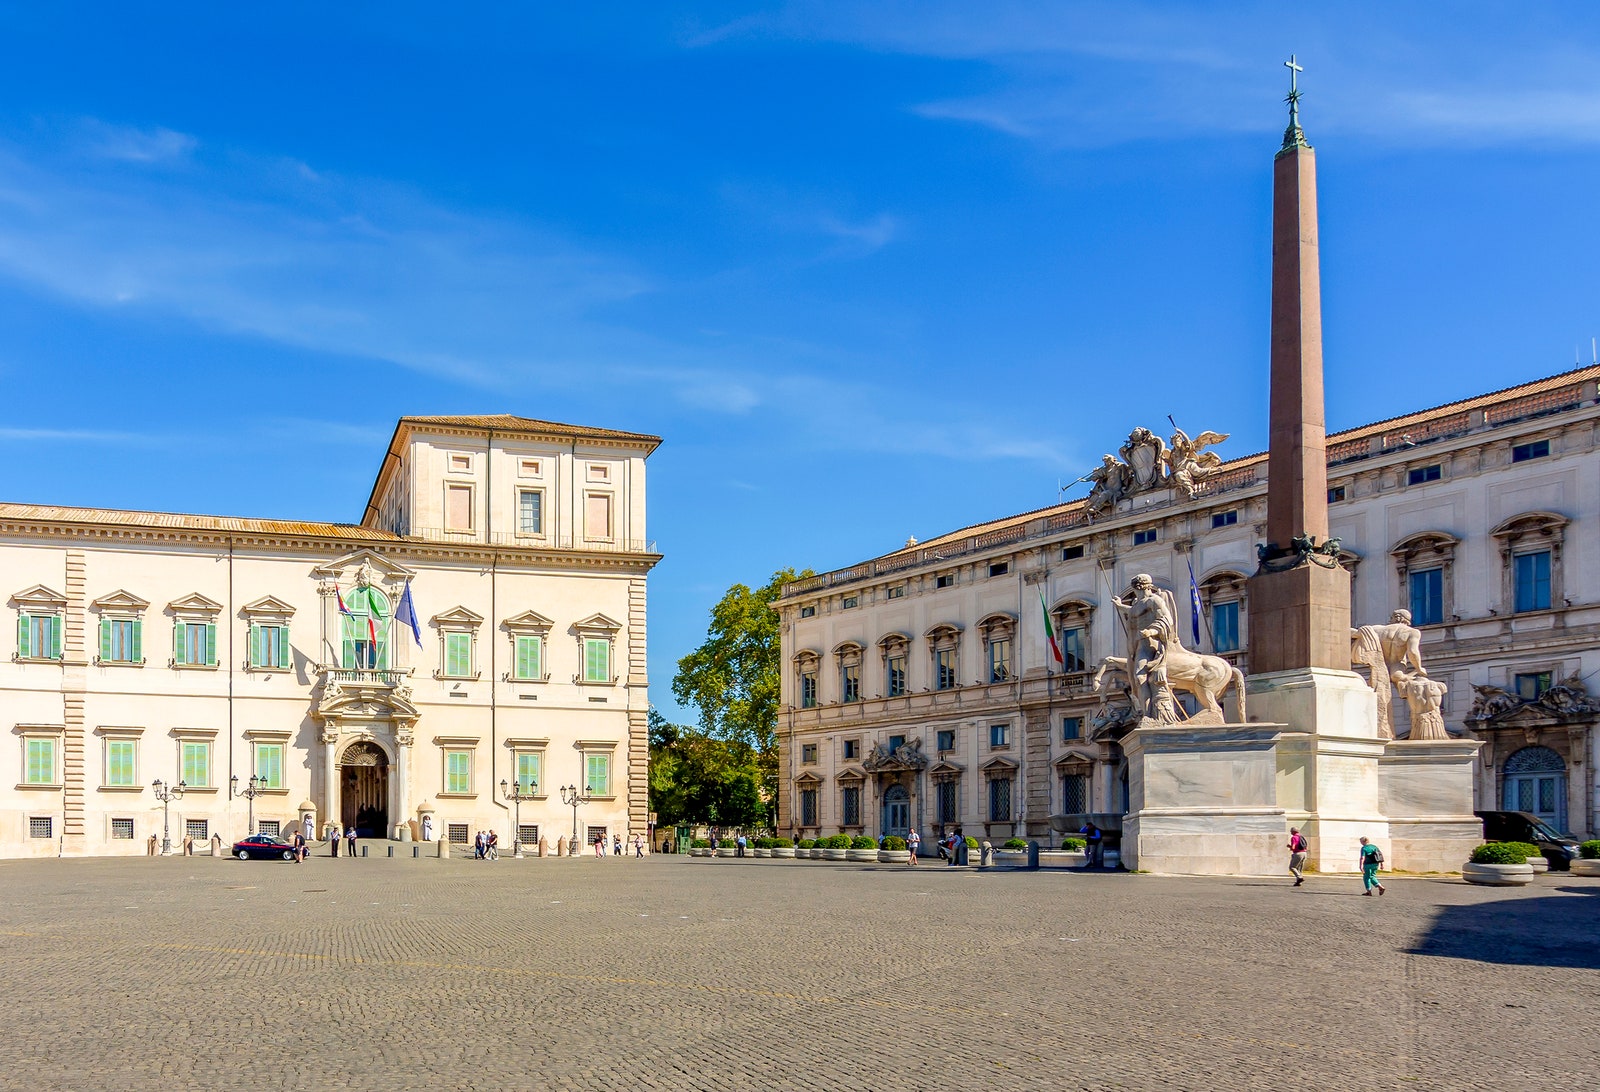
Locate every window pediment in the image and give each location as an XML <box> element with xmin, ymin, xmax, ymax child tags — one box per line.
<box><xmin>312</xmin><ymin>549</ymin><xmax>416</xmax><ymax>582</ymax></box>
<box><xmin>795</xmin><ymin>770</ymin><xmax>823</xmax><ymax>786</ymax></box>
<box><xmin>503</xmin><ymin>736</ymin><xmax>550</xmax><ymax>750</ymax></box>
<box><xmin>1492</xmin><ymin>511</ymin><xmax>1567</xmax><ymax>543</ymax></box>
<box><xmin>925</xmin><ymin>622</ymin><xmax>963</xmax><ymax>645</ymax></box>
<box><xmin>10</xmin><ymin>584</ymin><xmax>67</xmax><ymax>611</ymax></box>
<box><xmin>794</xmin><ymin>648</ymin><xmax>821</xmax><ymax>668</ymax></box>
<box><xmin>503</xmin><ymin>609</ymin><xmax>554</xmax><ymax>633</ymax></box>
<box><xmin>240</xmin><ymin>595</ymin><xmax>297</xmax><ymax>619</ymax></box>
<box><xmin>877</xmin><ymin>631</ymin><xmax>911</xmax><ymax>653</ymax></box>
<box><xmin>835</xmin><ymin>766</ymin><xmax>866</xmax><ymax>782</ymax></box>
<box><xmin>930</xmin><ymin>759</ymin><xmax>964</xmax><ymax>781</ymax></box>
<box><xmin>167</xmin><ymin>592</ymin><xmax>224</xmax><ymax>618</ymax></box>
<box><xmin>1392</xmin><ymin>531</ymin><xmax>1459</xmax><ymax>558</ymax></box>
<box><xmin>832</xmin><ymin>639</ymin><xmax>864</xmax><ymax>656</ymax></box>
<box><xmin>980</xmin><ymin>754</ymin><xmax>1019</xmax><ymax>773</ymax></box>
<box><xmin>92</xmin><ymin>589</ymin><xmax>149</xmax><ymax>615</ymax></box>
<box><xmin>977</xmin><ymin>612</ymin><xmax>1017</xmax><ymax>638</ymax></box>
<box><xmin>572</xmin><ymin>612</ymin><xmax>621</xmax><ymax>635</ymax></box>
<box><xmin>431</xmin><ymin>605</ymin><xmax>485</xmax><ymax>631</ymax></box>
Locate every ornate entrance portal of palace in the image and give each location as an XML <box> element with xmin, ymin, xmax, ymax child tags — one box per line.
<box><xmin>882</xmin><ymin>783</ymin><xmax>910</xmax><ymax>839</ymax></box>
<box><xmin>341</xmin><ymin>741</ymin><xmax>390</xmax><ymax>838</ymax></box>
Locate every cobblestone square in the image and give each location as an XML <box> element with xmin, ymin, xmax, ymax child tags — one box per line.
<box><xmin>2</xmin><ymin>854</ymin><xmax>1597</xmax><ymax>1091</ymax></box>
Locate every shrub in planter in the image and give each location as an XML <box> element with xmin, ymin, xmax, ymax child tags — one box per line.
<box><xmin>1061</xmin><ymin>837</ymin><xmax>1086</xmax><ymax>852</ymax></box>
<box><xmin>1471</xmin><ymin>842</ymin><xmax>1536</xmax><ymax>865</ymax></box>
<box><xmin>850</xmin><ymin>836</ymin><xmax>878</xmax><ymax>850</ymax></box>
<box><xmin>691</xmin><ymin>838</ymin><xmax>710</xmax><ymax>849</ymax></box>
<box><xmin>772</xmin><ymin>837</ymin><xmax>794</xmax><ymax>848</ymax></box>
<box><xmin>1580</xmin><ymin>840</ymin><xmax>1600</xmax><ymax>860</ymax></box>
<box><xmin>797</xmin><ymin>839</ymin><xmax>816</xmax><ymax>850</ymax></box>
<box><xmin>826</xmin><ymin>834</ymin><xmax>853</xmax><ymax>849</ymax></box>
<box><xmin>881</xmin><ymin>836</ymin><xmax>907</xmax><ymax>851</ymax></box>
<box><xmin>1002</xmin><ymin>838</ymin><xmax>1028</xmax><ymax>850</ymax></box>
<box><xmin>964</xmin><ymin>836</ymin><xmax>980</xmax><ymax>849</ymax></box>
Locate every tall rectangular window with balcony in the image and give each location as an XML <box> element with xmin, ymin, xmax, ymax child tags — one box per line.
<box><xmin>800</xmin><ymin>789</ymin><xmax>818</xmax><ymax>826</ymax></box>
<box><xmin>841</xmin><ymin>785</ymin><xmax>861</xmax><ymax>826</ymax></box>
<box><xmin>841</xmin><ymin>664</ymin><xmax>861</xmax><ymax>702</ymax></box>
<box><xmin>1062</xmin><ymin>627</ymin><xmax>1086</xmax><ymax>673</ymax></box>
<box><xmin>988</xmin><ymin>638</ymin><xmax>1012</xmax><ymax>683</ymax></box>
<box><xmin>1514</xmin><ymin>551</ymin><xmax>1552</xmax><ymax>613</ymax></box>
<box><xmin>1409</xmin><ymin>568</ymin><xmax>1444</xmax><ymax>626</ymax></box>
<box><xmin>886</xmin><ymin>654</ymin><xmax>907</xmax><ymax>697</ymax></box>
<box><xmin>936</xmin><ymin>649</ymin><xmax>957</xmax><ymax>691</ymax></box>
<box><xmin>1211</xmin><ymin>602</ymin><xmax>1240</xmax><ymax>653</ymax></box>
<box><xmin>800</xmin><ymin>671</ymin><xmax>818</xmax><ymax>708</ymax></box>
<box><xmin>936</xmin><ymin>780</ymin><xmax>958</xmax><ymax>823</ymax></box>
<box><xmin>988</xmin><ymin>778</ymin><xmax>1012</xmax><ymax>822</ymax></box>
<box><xmin>517</xmin><ymin>489</ymin><xmax>543</xmax><ymax>534</ymax></box>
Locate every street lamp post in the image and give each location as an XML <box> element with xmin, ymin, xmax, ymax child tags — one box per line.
<box><xmin>500</xmin><ymin>777</ymin><xmax>537</xmax><ymax>858</ymax></box>
<box><xmin>151</xmin><ymin>778</ymin><xmax>186</xmax><ymax>855</ymax></box>
<box><xmin>231</xmin><ymin>773</ymin><xmax>266</xmax><ymax>837</ymax></box>
<box><xmin>560</xmin><ymin>784</ymin><xmax>592</xmax><ymax>851</ymax></box>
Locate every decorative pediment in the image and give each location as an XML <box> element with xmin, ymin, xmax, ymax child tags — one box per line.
<box><xmin>313</xmin><ymin>679</ymin><xmax>420</xmax><ymax>727</ymax></box>
<box><xmin>1491</xmin><ymin>511</ymin><xmax>1567</xmax><ymax>543</ymax></box>
<box><xmin>91</xmin><ymin>589</ymin><xmax>149</xmax><ymax>614</ymax></box>
<box><xmin>503</xmin><ymin>609</ymin><xmax>554</xmax><ymax>633</ymax></box>
<box><xmin>977</xmin><ymin>612</ymin><xmax>1017</xmax><ymax>637</ymax></box>
<box><xmin>311</xmin><ymin>549</ymin><xmax>416</xmax><ymax>582</ymax></box>
<box><xmin>572</xmin><ymin>612</ymin><xmax>621</xmax><ymax>634</ymax></box>
<box><xmin>929</xmin><ymin>759</ymin><xmax>964</xmax><ymax>781</ymax></box>
<box><xmin>241</xmin><ymin>595</ymin><xmax>297</xmax><ymax>619</ymax></box>
<box><xmin>832</xmin><ymin>639</ymin><xmax>864</xmax><ymax>656</ymax></box>
<box><xmin>794</xmin><ymin>648</ymin><xmax>821</xmax><ymax>667</ymax></box>
<box><xmin>924</xmin><ymin>622</ymin><xmax>964</xmax><ymax>641</ymax></box>
<box><xmin>835</xmin><ymin>765</ymin><xmax>866</xmax><ymax>782</ymax></box>
<box><xmin>167</xmin><ymin>592</ymin><xmax>224</xmax><ymax>617</ymax></box>
<box><xmin>10</xmin><ymin>584</ymin><xmax>67</xmax><ymax>610</ymax></box>
<box><xmin>794</xmin><ymin>770</ymin><xmax>824</xmax><ymax>786</ymax></box>
<box><xmin>1054</xmin><ymin>751</ymin><xmax>1095</xmax><ymax>772</ymax></box>
<box><xmin>863</xmin><ymin>737</ymin><xmax>927</xmax><ymax>772</ymax></box>
<box><xmin>431</xmin><ymin>605</ymin><xmax>485</xmax><ymax>630</ymax></box>
<box><xmin>877</xmin><ymin>631</ymin><xmax>912</xmax><ymax>652</ymax></box>
<box><xmin>981</xmin><ymin>754</ymin><xmax>1020</xmax><ymax>773</ymax></box>
<box><xmin>1391</xmin><ymin>530</ymin><xmax>1459</xmax><ymax>558</ymax></box>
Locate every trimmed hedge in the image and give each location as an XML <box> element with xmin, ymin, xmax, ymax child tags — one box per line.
<box><xmin>882</xmin><ymin>836</ymin><xmax>907</xmax><ymax>851</ymax></box>
<box><xmin>1471</xmin><ymin>842</ymin><xmax>1538</xmax><ymax>865</ymax></box>
<box><xmin>771</xmin><ymin>837</ymin><xmax>794</xmax><ymax>848</ymax></box>
<box><xmin>797</xmin><ymin>839</ymin><xmax>816</xmax><ymax>850</ymax></box>
<box><xmin>964</xmin><ymin>836</ymin><xmax>979</xmax><ymax>849</ymax></box>
<box><xmin>1061</xmin><ymin>837</ymin><xmax>1087</xmax><ymax>851</ymax></box>
<box><xmin>1581</xmin><ymin>840</ymin><xmax>1600</xmax><ymax>860</ymax></box>
<box><xmin>828</xmin><ymin>834</ymin><xmax>854</xmax><ymax>849</ymax></box>
<box><xmin>752</xmin><ymin>837</ymin><xmax>774</xmax><ymax>849</ymax></box>
<box><xmin>849</xmin><ymin>835</ymin><xmax>877</xmax><ymax>850</ymax></box>
<box><xmin>1002</xmin><ymin>838</ymin><xmax>1028</xmax><ymax>850</ymax></box>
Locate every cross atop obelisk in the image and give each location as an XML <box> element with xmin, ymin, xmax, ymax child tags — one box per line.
<box><xmin>1281</xmin><ymin>54</ymin><xmax>1309</xmax><ymax>154</ymax></box>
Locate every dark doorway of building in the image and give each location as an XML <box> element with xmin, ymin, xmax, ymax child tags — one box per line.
<box><xmin>340</xmin><ymin>741</ymin><xmax>389</xmax><ymax>838</ymax></box>
<box><xmin>882</xmin><ymin>783</ymin><xmax>910</xmax><ymax>840</ymax></box>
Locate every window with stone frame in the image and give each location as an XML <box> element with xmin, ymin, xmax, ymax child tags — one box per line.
<box><xmin>241</xmin><ymin>595</ymin><xmax>296</xmax><ymax>671</ymax></box>
<box><xmin>1391</xmin><ymin>531</ymin><xmax>1458</xmax><ymax>627</ymax></box>
<box><xmin>93</xmin><ymin>589</ymin><xmax>150</xmax><ymax>666</ymax></box>
<box><xmin>926</xmin><ymin>623</ymin><xmax>962</xmax><ymax>690</ymax></box>
<box><xmin>1492</xmin><ymin>513</ymin><xmax>1566</xmax><ymax>616</ymax></box>
<box><xmin>879</xmin><ymin>632</ymin><xmax>911</xmax><ymax>698</ymax></box>
<box><xmin>431</xmin><ymin>606</ymin><xmax>484</xmax><ymax>680</ymax></box>
<box><xmin>987</xmin><ymin>775</ymin><xmax>1013</xmax><ymax>822</ymax></box>
<box><xmin>167</xmin><ymin>593</ymin><xmax>223</xmax><ymax>669</ymax></box>
<box><xmin>799</xmin><ymin>787</ymin><xmax>819</xmax><ymax>827</ymax></box>
<box><xmin>1050</xmin><ymin>600</ymin><xmax>1095</xmax><ymax>675</ymax></box>
<box><xmin>835</xmin><ymin>641</ymin><xmax>864</xmax><ymax>703</ymax></box>
<box><xmin>503</xmin><ymin>610</ymin><xmax>554</xmax><ymax>683</ymax></box>
<box><xmin>840</xmin><ymin>779</ymin><xmax>863</xmax><ymax>827</ymax></box>
<box><xmin>801</xmin><ymin>742</ymin><xmax>818</xmax><ymax>765</ymax></box>
<box><xmin>795</xmin><ymin>650</ymin><xmax>820</xmax><ymax>708</ymax></box>
<box><xmin>20</xmin><ymin>726</ymin><xmax>62</xmax><ymax>786</ymax></box>
<box><xmin>934</xmin><ymin>775</ymin><xmax>960</xmax><ymax>823</ymax></box>
<box><xmin>12</xmin><ymin>584</ymin><xmax>67</xmax><ymax>662</ymax></box>
<box><xmin>572</xmin><ymin>613</ymin><xmax>621</xmax><ymax>685</ymax></box>
<box><xmin>1197</xmin><ymin>571</ymin><xmax>1247</xmax><ymax>654</ymax></box>
<box><xmin>978</xmin><ymin>612</ymin><xmax>1017</xmax><ymax>684</ymax></box>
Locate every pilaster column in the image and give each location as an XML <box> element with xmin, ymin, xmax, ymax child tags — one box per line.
<box><xmin>395</xmin><ymin>728</ymin><xmax>414</xmax><ymax>834</ymax></box>
<box><xmin>321</xmin><ymin>728</ymin><xmax>339</xmax><ymax>831</ymax></box>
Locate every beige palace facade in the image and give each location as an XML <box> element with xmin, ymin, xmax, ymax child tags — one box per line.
<box><xmin>1</xmin><ymin>414</ymin><xmax>660</xmax><ymax>857</ymax></box>
<box><xmin>776</xmin><ymin>367</ymin><xmax>1600</xmax><ymax>846</ymax></box>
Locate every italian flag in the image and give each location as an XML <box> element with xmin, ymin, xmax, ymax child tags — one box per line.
<box><xmin>1041</xmin><ymin>592</ymin><xmax>1064</xmax><ymax>668</ymax></box>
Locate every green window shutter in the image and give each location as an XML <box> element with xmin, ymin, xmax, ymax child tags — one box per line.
<box><xmin>174</xmin><ymin>621</ymin><xmax>184</xmax><ymax>664</ymax></box>
<box><xmin>586</xmin><ymin>753</ymin><xmax>608</xmax><ymax>795</ymax></box>
<box><xmin>517</xmin><ymin>752</ymin><xmax>540</xmax><ymax>793</ymax></box>
<box><xmin>107</xmin><ymin>740</ymin><xmax>134</xmax><ymax>786</ymax></box>
<box><xmin>585</xmin><ymin>639</ymin><xmax>609</xmax><ymax>682</ymax></box>
<box><xmin>248</xmin><ymin>625</ymin><xmax>260</xmax><ymax>667</ymax></box>
<box><xmin>99</xmin><ymin>618</ymin><xmax>111</xmax><ymax>662</ymax></box>
<box><xmin>17</xmin><ymin>615</ymin><xmax>29</xmax><ymax>659</ymax></box>
<box><xmin>514</xmin><ymin>636</ymin><xmax>532</xmax><ymax>680</ymax></box>
<box><xmin>205</xmin><ymin>623</ymin><xmax>216</xmax><ymax>665</ymax></box>
<box><xmin>130</xmin><ymin>620</ymin><xmax>142</xmax><ymax>663</ymax></box>
<box><xmin>49</xmin><ymin>616</ymin><xmax>62</xmax><ymax>660</ymax></box>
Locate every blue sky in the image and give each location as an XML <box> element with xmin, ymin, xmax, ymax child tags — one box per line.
<box><xmin>2</xmin><ymin>3</ymin><xmax>1597</xmax><ymax>721</ymax></box>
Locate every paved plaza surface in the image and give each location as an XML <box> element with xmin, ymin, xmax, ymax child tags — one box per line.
<box><xmin>2</xmin><ymin>853</ymin><xmax>1597</xmax><ymax>1092</ymax></box>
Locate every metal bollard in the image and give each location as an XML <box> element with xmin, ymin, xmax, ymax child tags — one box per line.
<box><xmin>1026</xmin><ymin>840</ymin><xmax>1040</xmax><ymax>870</ymax></box>
<box><xmin>413</xmin><ymin>846</ymin><xmax>420</xmax><ymax>858</ymax></box>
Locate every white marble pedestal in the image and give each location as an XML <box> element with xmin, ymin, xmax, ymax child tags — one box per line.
<box><xmin>1379</xmin><ymin>739</ymin><xmax>1484</xmax><ymax>872</ymax></box>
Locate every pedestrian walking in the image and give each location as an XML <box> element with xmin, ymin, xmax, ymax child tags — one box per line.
<box><xmin>633</xmin><ymin>834</ymin><xmax>644</xmax><ymax>858</ymax></box>
<box><xmin>474</xmin><ymin>830</ymin><xmax>485</xmax><ymax>860</ymax></box>
<box><xmin>486</xmin><ymin>831</ymin><xmax>499</xmax><ymax>860</ymax></box>
<box><xmin>613</xmin><ymin>834</ymin><xmax>622</xmax><ymax>858</ymax></box>
<box><xmin>906</xmin><ymin>828</ymin><xmax>920</xmax><ymax>866</ymax></box>
<box><xmin>328</xmin><ymin>823</ymin><xmax>340</xmax><ymax>858</ymax></box>
<box><xmin>292</xmin><ymin>830</ymin><xmax>307</xmax><ymax>863</ymax></box>
<box><xmin>345</xmin><ymin>825</ymin><xmax>357</xmax><ymax>858</ymax></box>
<box><xmin>1080</xmin><ymin>822</ymin><xmax>1103</xmax><ymax>868</ymax></box>
<box><xmin>1358</xmin><ymin>836</ymin><xmax>1386</xmax><ymax>896</ymax></box>
<box><xmin>1287</xmin><ymin>827</ymin><xmax>1308</xmax><ymax>886</ymax></box>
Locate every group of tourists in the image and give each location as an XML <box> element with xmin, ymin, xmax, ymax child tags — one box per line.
<box><xmin>1286</xmin><ymin>828</ymin><xmax>1386</xmax><ymax>895</ymax></box>
<box><xmin>474</xmin><ymin>830</ymin><xmax>500</xmax><ymax>860</ymax></box>
<box><xmin>592</xmin><ymin>832</ymin><xmax>646</xmax><ymax>857</ymax></box>
<box><xmin>325</xmin><ymin>823</ymin><xmax>358</xmax><ymax>858</ymax></box>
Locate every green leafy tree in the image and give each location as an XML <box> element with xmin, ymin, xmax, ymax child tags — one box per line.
<box><xmin>648</xmin><ymin>706</ymin><xmax>768</xmax><ymax>828</ymax></box>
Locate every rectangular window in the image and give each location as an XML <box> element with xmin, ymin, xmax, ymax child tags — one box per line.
<box><xmin>800</xmin><ymin>605</ymin><xmax>816</xmax><ymax>618</ymax></box>
<box><xmin>100</xmin><ymin>618</ymin><xmax>142</xmax><ymax>663</ymax></box>
<box><xmin>185</xmin><ymin>819</ymin><xmax>208</xmax><ymax>842</ymax></box>
<box><xmin>843</xmin><ymin>739</ymin><xmax>858</xmax><ymax>761</ymax></box>
<box><xmin>936</xmin><ymin>649</ymin><xmax>957</xmax><ymax>691</ymax></box>
<box><xmin>518</xmin><ymin>824</ymin><xmax>540</xmax><ymax>845</ymax></box>
<box><xmin>105</xmin><ymin>739</ymin><xmax>136</xmax><ymax>787</ymax></box>
<box><xmin>988</xmin><ymin>561</ymin><xmax>1009</xmax><ymax>577</ymax></box>
<box><xmin>886</xmin><ymin>655</ymin><xmax>907</xmax><ymax>698</ymax></box>
<box><xmin>841</xmin><ymin>785</ymin><xmax>861</xmax><ymax>827</ymax></box>
<box><xmin>937</xmin><ymin>780</ymin><xmax>958</xmax><ymax>823</ymax></box>
<box><xmin>988</xmin><ymin>638</ymin><xmax>1012</xmax><ymax>683</ymax></box>
<box><xmin>181</xmin><ymin>741</ymin><xmax>212</xmax><ymax>787</ymax></box>
<box><xmin>173</xmin><ymin>621</ymin><xmax>216</xmax><ymax>666</ymax></box>
<box><xmin>517</xmin><ymin>489</ymin><xmax>544</xmax><ymax>534</ymax></box>
<box><xmin>988</xmin><ymin>778</ymin><xmax>1012</xmax><ymax>822</ymax></box>
<box><xmin>445</xmin><ymin>483</ymin><xmax>474</xmax><ymax>531</ymax></box>
<box><xmin>1328</xmin><ymin>485</ymin><xmax>1346</xmax><ymax>503</ymax></box>
<box><xmin>842</xmin><ymin>595</ymin><xmax>858</xmax><ymax>609</ymax></box>
<box><xmin>1062</xmin><ymin>544</ymin><xmax>1085</xmax><ymax>560</ymax></box>
<box><xmin>936</xmin><ymin>729</ymin><xmax>956</xmax><ymax>752</ymax></box>
<box><xmin>887</xmin><ymin>586</ymin><xmax>905</xmax><ymax>599</ymax></box>
<box><xmin>1211</xmin><ymin>601</ymin><xmax>1240</xmax><ymax>653</ymax></box>
<box><xmin>516</xmin><ymin>751</ymin><xmax>542</xmax><ymax>794</ymax></box>
<box><xmin>584</xmin><ymin>493</ymin><xmax>613</xmax><ymax>541</ymax></box>
<box><xmin>26</xmin><ymin>738</ymin><xmax>55</xmax><ymax>784</ymax></box>
<box><xmin>513</xmin><ymin>635</ymin><xmax>544</xmax><ymax>680</ymax></box>
<box><xmin>111</xmin><ymin>818</ymin><xmax>135</xmax><ymax>840</ymax></box>
<box><xmin>583</xmin><ymin>638</ymin><xmax>611</xmax><ymax>683</ymax></box>
<box><xmin>445</xmin><ymin>750</ymin><xmax>472</xmax><ymax>795</ymax></box>
<box><xmin>1514</xmin><ymin>551</ymin><xmax>1552</xmax><ymax>613</ymax></box>
<box><xmin>800</xmin><ymin>671</ymin><xmax>818</xmax><ymax>709</ymax></box>
<box><xmin>258</xmin><ymin>820</ymin><xmax>281</xmax><ymax>838</ymax></box>
<box><xmin>444</xmin><ymin>633</ymin><xmax>474</xmax><ymax>678</ymax></box>
<box><xmin>800</xmin><ymin>789</ymin><xmax>818</xmax><ymax>827</ymax></box>
<box><xmin>585</xmin><ymin>753</ymin><xmax>611</xmax><ymax>796</ymax></box>
<box><xmin>1133</xmin><ymin>529</ymin><xmax>1158</xmax><ymax>546</ymax></box>
<box><xmin>250</xmin><ymin>624</ymin><xmax>290</xmax><ymax>669</ymax></box>
<box><xmin>29</xmin><ymin>816</ymin><xmax>51</xmax><ymax>839</ymax></box>
<box><xmin>255</xmin><ymin>743</ymin><xmax>284</xmax><ymax>790</ymax></box>
<box><xmin>990</xmin><ymin>723</ymin><xmax>1010</xmax><ymax>748</ymax></box>
<box><xmin>1407</xmin><ymin>465</ymin><xmax>1442</xmax><ymax>485</ymax></box>
<box><xmin>935</xmin><ymin>574</ymin><xmax>955</xmax><ymax>589</ymax></box>
<box><xmin>448</xmin><ymin>823</ymin><xmax>469</xmax><ymax>844</ymax></box>
<box><xmin>1409</xmin><ymin>568</ymin><xmax>1444</xmax><ymax>626</ymax></box>
<box><xmin>1512</xmin><ymin>440</ymin><xmax>1550</xmax><ymax>462</ymax></box>
<box><xmin>842</xmin><ymin>664</ymin><xmax>861</xmax><ymax>702</ymax></box>
<box><xmin>888</xmin><ymin>734</ymin><xmax>906</xmax><ymax>752</ymax></box>
<box><xmin>801</xmin><ymin>743</ymin><xmax>818</xmax><ymax>765</ymax></box>
<box><xmin>1211</xmin><ymin>510</ymin><xmax>1238</xmax><ymax>528</ymax></box>
<box><xmin>1061</xmin><ymin>774</ymin><xmax>1087</xmax><ymax>815</ymax></box>
<box><xmin>1514</xmin><ymin>672</ymin><xmax>1552</xmax><ymax>701</ymax></box>
<box><xmin>17</xmin><ymin>613</ymin><xmax>63</xmax><ymax>660</ymax></box>
<box><xmin>1062</xmin><ymin>716</ymin><xmax>1082</xmax><ymax>741</ymax></box>
<box><xmin>1062</xmin><ymin>627</ymin><xmax>1087</xmax><ymax>673</ymax></box>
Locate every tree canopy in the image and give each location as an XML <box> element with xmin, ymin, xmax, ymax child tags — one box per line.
<box><xmin>648</xmin><ymin>707</ymin><xmax>767</xmax><ymax>828</ymax></box>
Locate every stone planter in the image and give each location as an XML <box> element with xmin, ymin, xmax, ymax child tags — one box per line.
<box><xmin>1102</xmin><ymin>849</ymin><xmax>1122</xmax><ymax>870</ymax></box>
<box><xmin>878</xmin><ymin>849</ymin><xmax>910</xmax><ymax>865</ymax></box>
<box><xmin>846</xmin><ymin>848</ymin><xmax>878</xmax><ymax>863</ymax></box>
<box><xmin>822</xmin><ymin>848</ymin><xmax>848</xmax><ymax>862</ymax></box>
<box><xmin>1571</xmin><ymin>858</ymin><xmax>1600</xmax><ymax>877</ymax></box>
<box><xmin>772</xmin><ymin>847</ymin><xmax>796</xmax><ymax>859</ymax></box>
<box><xmin>1527</xmin><ymin>856</ymin><xmax>1549</xmax><ymax>874</ymax></box>
<box><xmin>994</xmin><ymin>850</ymin><xmax>1029</xmax><ymax>868</ymax></box>
<box><xmin>809</xmin><ymin>847</ymin><xmax>824</xmax><ymax>860</ymax></box>
<box><xmin>691</xmin><ymin>847</ymin><xmax>709</xmax><ymax>857</ymax></box>
<box><xmin>715</xmin><ymin>846</ymin><xmax>737</xmax><ymax>858</ymax></box>
<box><xmin>1462</xmin><ymin>861</ymin><xmax>1535</xmax><ymax>886</ymax></box>
<box><xmin>753</xmin><ymin>847</ymin><xmax>772</xmax><ymax>858</ymax></box>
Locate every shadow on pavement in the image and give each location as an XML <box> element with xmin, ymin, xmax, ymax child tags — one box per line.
<box><xmin>1408</xmin><ymin>885</ymin><xmax>1600</xmax><ymax>969</ymax></box>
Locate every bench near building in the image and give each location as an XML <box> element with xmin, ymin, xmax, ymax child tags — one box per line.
<box><xmin>1</xmin><ymin>414</ymin><xmax>660</xmax><ymax>857</ymax></box>
<box><xmin>774</xmin><ymin>366</ymin><xmax>1600</xmax><ymax>850</ymax></box>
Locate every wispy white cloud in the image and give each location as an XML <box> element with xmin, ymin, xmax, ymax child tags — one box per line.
<box><xmin>77</xmin><ymin>120</ymin><xmax>198</xmax><ymax>164</ymax></box>
<box><xmin>814</xmin><ymin>211</ymin><xmax>899</xmax><ymax>255</ymax></box>
<box><xmin>0</xmin><ymin>425</ymin><xmax>164</xmax><ymax>443</ymax></box>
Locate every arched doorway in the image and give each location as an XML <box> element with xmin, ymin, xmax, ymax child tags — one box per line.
<box><xmin>340</xmin><ymin>741</ymin><xmax>390</xmax><ymax>837</ymax></box>
<box><xmin>1503</xmin><ymin>745</ymin><xmax>1566</xmax><ymax>830</ymax></box>
<box><xmin>882</xmin><ymin>783</ymin><xmax>910</xmax><ymax>839</ymax></box>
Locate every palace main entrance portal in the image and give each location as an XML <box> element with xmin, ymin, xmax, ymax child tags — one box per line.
<box><xmin>340</xmin><ymin>741</ymin><xmax>390</xmax><ymax>838</ymax></box>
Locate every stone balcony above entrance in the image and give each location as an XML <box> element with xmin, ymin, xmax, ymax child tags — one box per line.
<box><xmin>319</xmin><ymin>666</ymin><xmax>411</xmax><ymax>688</ymax></box>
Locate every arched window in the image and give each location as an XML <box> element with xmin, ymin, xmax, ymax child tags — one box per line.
<box><xmin>341</xmin><ymin>585</ymin><xmax>391</xmax><ymax>670</ymax></box>
<box><xmin>1502</xmin><ymin>745</ymin><xmax>1567</xmax><ymax>829</ymax></box>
